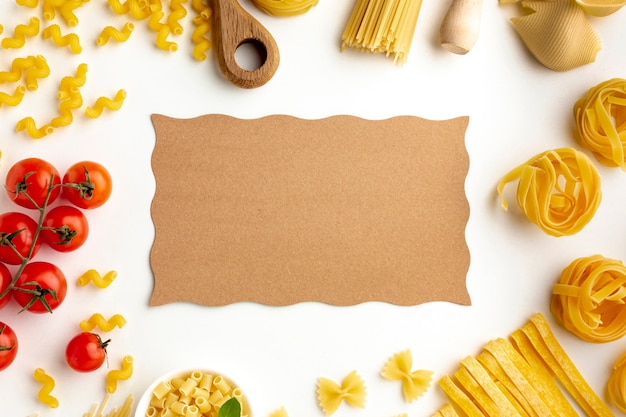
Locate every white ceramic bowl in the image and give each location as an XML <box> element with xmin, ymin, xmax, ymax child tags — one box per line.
<box><xmin>134</xmin><ymin>368</ymin><xmax>252</xmax><ymax>417</ymax></box>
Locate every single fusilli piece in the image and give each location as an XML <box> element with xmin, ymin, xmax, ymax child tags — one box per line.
<box><xmin>84</xmin><ymin>89</ymin><xmax>126</xmax><ymax>118</ymax></box>
<box><xmin>97</xmin><ymin>22</ymin><xmax>135</xmax><ymax>46</ymax></box>
<box><xmin>58</xmin><ymin>0</ymin><xmax>89</xmax><ymax>26</ymax></box>
<box><xmin>33</xmin><ymin>368</ymin><xmax>59</xmax><ymax>408</ymax></box>
<box><xmin>51</xmin><ymin>87</ymin><xmax>83</xmax><ymax>128</ymax></box>
<box><xmin>1</xmin><ymin>16</ymin><xmax>40</xmax><ymax>49</ymax></box>
<box><xmin>106</xmin><ymin>355</ymin><xmax>134</xmax><ymax>394</ymax></box>
<box><xmin>42</xmin><ymin>24</ymin><xmax>82</xmax><ymax>54</ymax></box>
<box><xmin>77</xmin><ymin>269</ymin><xmax>118</xmax><ymax>288</ymax></box>
<box><xmin>0</xmin><ymin>85</ymin><xmax>27</xmax><ymax>108</ymax></box>
<box><xmin>191</xmin><ymin>10</ymin><xmax>211</xmax><ymax>61</ymax></box>
<box><xmin>167</xmin><ymin>0</ymin><xmax>188</xmax><ymax>36</ymax></box>
<box><xmin>79</xmin><ymin>313</ymin><xmax>127</xmax><ymax>332</ymax></box>
<box><xmin>16</xmin><ymin>117</ymin><xmax>53</xmax><ymax>139</ymax></box>
<box><xmin>58</xmin><ymin>62</ymin><xmax>88</xmax><ymax>100</ymax></box>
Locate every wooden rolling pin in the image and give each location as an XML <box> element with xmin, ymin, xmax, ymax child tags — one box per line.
<box><xmin>439</xmin><ymin>0</ymin><xmax>482</xmax><ymax>55</ymax></box>
<box><xmin>212</xmin><ymin>0</ymin><xmax>280</xmax><ymax>88</ymax></box>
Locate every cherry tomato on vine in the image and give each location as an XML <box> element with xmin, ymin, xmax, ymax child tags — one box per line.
<box><xmin>0</xmin><ymin>212</ymin><xmax>41</xmax><ymax>265</ymax></box>
<box><xmin>62</xmin><ymin>161</ymin><xmax>112</xmax><ymax>209</ymax></box>
<box><xmin>0</xmin><ymin>263</ymin><xmax>12</xmax><ymax>309</ymax></box>
<box><xmin>40</xmin><ymin>205</ymin><xmax>89</xmax><ymax>252</ymax></box>
<box><xmin>65</xmin><ymin>332</ymin><xmax>109</xmax><ymax>372</ymax></box>
<box><xmin>5</xmin><ymin>158</ymin><xmax>61</xmax><ymax>209</ymax></box>
<box><xmin>12</xmin><ymin>262</ymin><xmax>67</xmax><ymax>314</ymax></box>
<box><xmin>0</xmin><ymin>322</ymin><xmax>18</xmax><ymax>371</ymax></box>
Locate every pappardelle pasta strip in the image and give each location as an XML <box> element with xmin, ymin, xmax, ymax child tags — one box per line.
<box><xmin>42</xmin><ymin>24</ymin><xmax>82</xmax><ymax>54</ymax></box>
<box><xmin>1</xmin><ymin>16</ymin><xmax>40</xmax><ymax>49</ymax></box>
<box><xmin>84</xmin><ymin>89</ymin><xmax>127</xmax><ymax>118</ymax></box>
<box><xmin>33</xmin><ymin>368</ymin><xmax>59</xmax><ymax>408</ymax></box>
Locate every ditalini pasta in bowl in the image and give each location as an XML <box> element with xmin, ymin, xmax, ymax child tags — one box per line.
<box><xmin>134</xmin><ymin>368</ymin><xmax>252</xmax><ymax>417</ymax></box>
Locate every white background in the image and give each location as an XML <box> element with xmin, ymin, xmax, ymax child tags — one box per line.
<box><xmin>1</xmin><ymin>1</ymin><xmax>626</xmax><ymax>416</ymax></box>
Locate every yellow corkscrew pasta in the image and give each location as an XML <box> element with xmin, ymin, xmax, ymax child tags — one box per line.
<box><xmin>0</xmin><ymin>85</ymin><xmax>27</xmax><ymax>107</ymax></box>
<box><xmin>106</xmin><ymin>355</ymin><xmax>134</xmax><ymax>394</ymax></box>
<box><xmin>77</xmin><ymin>269</ymin><xmax>118</xmax><ymax>288</ymax></box>
<box><xmin>317</xmin><ymin>370</ymin><xmax>366</xmax><ymax>416</ymax></box>
<box><xmin>191</xmin><ymin>12</ymin><xmax>211</xmax><ymax>61</ymax></box>
<box><xmin>574</xmin><ymin>78</ymin><xmax>626</xmax><ymax>170</ymax></box>
<box><xmin>608</xmin><ymin>351</ymin><xmax>626</xmax><ymax>413</ymax></box>
<box><xmin>1</xmin><ymin>16</ymin><xmax>40</xmax><ymax>49</ymax></box>
<box><xmin>58</xmin><ymin>62</ymin><xmax>88</xmax><ymax>100</ymax></box>
<box><xmin>16</xmin><ymin>0</ymin><xmax>39</xmax><ymax>7</ymax></box>
<box><xmin>496</xmin><ymin>147</ymin><xmax>602</xmax><ymax>237</ymax></box>
<box><xmin>167</xmin><ymin>0</ymin><xmax>187</xmax><ymax>36</ymax></box>
<box><xmin>15</xmin><ymin>117</ymin><xmax>53</xmax><ymax>139</ymax></box>
<box><xmin>341</xmin><ymin>0</ymin><xmax>423</xmax><ymax>65</ymax></box>
<box><xmin>33</xmin><ymin>368</ymin><xmax>59</xmax><ymax>408</ymax></box>
<box><xmin>108</xmin><ymin>0</ymin><xmax>132</xmax><ymax>14</ymax></box>
<box><xmin>155</xmin><ymin>24</ymin><xmax>177</xmax><ymax>52</ymax></box>
<box><xmin>80</xmin><ymin>313</ymin><xmax>127</xmax><ymax>332</ymax></box>
<box><xmin>0</xmin><ymin>56</ymin><xmax>34</xmax><ymax>84</ymax></box>
<box><xmin>84</xmin><ymin>89</ymin><xmax>126</xmax><ymax>118</ymax></box>
<box><xmin>97</xmin><ymin>22</ymin><xmax>135</xmax><ymax>46</ymax></box>
<box><xmin>42</xmin><ymin>24</ymin><xmax>82</xmax><ymax>54</ymax></box>
<box><xmin>552</xmin><ymin>254</ymin><xmax>626</xmax><ymax>343</ymax></box>
<box><xmin>58</xmin><ymin>0</ymin><xmax>88</xmax><ymax>27</ymax></box>
<box><xmin>251</xmin><ymin>0</ymin><xmax>318</xmax><ymax>16</ymax></box>
<box><xmin>24</xmin><ymin>55</ymin><xmax>50</xmax><ymax>90</ymax></box>
<box><xmin>51</xmin><ymin>87</ymin><xmax>82</xmax><ymax>128</ymax></box>
<box><xmin>381</xmin><ymin>349</ymin><xmax>433</xmax><ymax>403</ymax></box>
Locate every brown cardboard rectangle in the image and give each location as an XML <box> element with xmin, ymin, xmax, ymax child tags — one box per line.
<box><xmin>149</xmin><ymin>114</ymin><xmax>471</xmax><ymax>306</ymax></box>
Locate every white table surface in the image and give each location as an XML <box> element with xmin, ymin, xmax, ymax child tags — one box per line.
<box><xmin>1</xmin><ymin>1</ymin><xmax>626</xmax><ymax>416</ymax></box>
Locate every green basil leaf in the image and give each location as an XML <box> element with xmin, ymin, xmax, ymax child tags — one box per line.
<box><xmin>218</xmin><ymin>397</ymin><xmax>241</xmax><ymax>417</ymax></box>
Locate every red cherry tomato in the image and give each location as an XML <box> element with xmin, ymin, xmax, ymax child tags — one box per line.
<box><xmin>5</xmin><ymin>158</ymin><xmax>61</xmax><ymax>209</ymax></box>
<box><xmin>62</xmin><ymin>161</ymin><xmax>112</xmax><ymax>209</ymax></box>
<box><xmin>12</xmin><ymin>262</ymin><xmax>67</xmax><ymax>314</ymax></box>
<box><xmin>0</xmin><ymin>322</ymin><xmax>18</xmax><ymax>371</ymax></box>
<box><xmin>0</xmin><ymin>212</ymin><xmax>41</xmax><ymax>265</ymax></box>
<box><xmin>65</xmin><ymin>332</ymin><xmax>109</xmax><ymax>372</ymax></box>
<box><xmin>40</xmin><ymin>205</ymin><xmax>89</xmax><ymax>252</ymax></box>
<box><xmin>0</xmin><ymin>263</ymin><xmax>12</xmax><ymax>309</ymax></box>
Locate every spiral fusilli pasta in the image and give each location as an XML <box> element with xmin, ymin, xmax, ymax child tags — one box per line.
<box><xmin>97</xmin><ymin>22</ymin><xmax>135</xmax><ymax>46</ymax></box>
<box><xmin>1</xmin><ymin>16</ymin><xmax>40</xmax><ymax>49</ymax></box>
<box><xmin>24</xmin><ymin>55</ymin><xmax>50</xmax><ymax>90</ymax></box>
<box><xmin>58</xmin><ymin>63</ymin><xmax>88</xmax><ymax>100</ymax></box>
<box><xmin>57</xmin><ymin>0</ymin><xmax>88</xmax><ymax>26</ymax></box>
<box><xmin>16</xmin><ymin>117</ymin><xmax>53</xmax><ymax>139</ymax></box>
<box><xmin>191</xmin><ymin>12</ymin><xmax>211</xmax><ymax>61</ymax></box>
<box><xmin>496</xmin><ymin>147</ymin><xmax>602</xmax><ymax>237</ymax></box>
<box><xmin>51</xmin><ymin>88</ymin><xmax>83</xmax><ymax>128</ymax></box>
<box><xmin>106</xmin><ymin>355</ymin><xmax>134</xmax><ymax>394</ymax></box>
<box><xmin>381</xmin><ymin>349</ymin><xmax>433</xmax><ymax>403</ymax></box>
<box><xmin>77</xmin><ymin>269</ymin><xmax>118</xmax><ymax>288</ymax></box>
<box><xmin>574</xmin><ymin>78</ymin><xmax>626</xmax><ymax>170</ymax></box>
<box><xmin>552</xmin><ymin>254</ymin><xmax>626</xmax><ymax>343</ymax></box>
<box><xmin>33</xmin><ymin>368</ymin><xmax>59</xmax><ymax>408</ymax></box>
<box><xmin>80</xmin><ymin>313</ymin><xmax>127</xmax><ymax>332</ymax></box>
<box><xmin>0</xmin><ymin>85</ymin><xmax>26</xmax><ymax>107</ymax></box>
<box><xmin>84</xmin><ymin>89</ymin><xmax>126</xmax><ymax>118</ymax></box>
<box><xmin>317</xmin><ymin>370</ymin><xmax>366</xmax><ymax>416</ymax></box>
<box><xmin>42</xmin><ymin>24</ymin><xmax>82</xmax><ymax>54</ymax></box>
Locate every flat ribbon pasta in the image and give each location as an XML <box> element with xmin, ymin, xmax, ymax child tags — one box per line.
<box><xmin>251</xmin><ymin>0</ymin><xmax>318</xmax><ymax>16</ymax></box>
<box><xmin>502</xmin><ymin>0</ymin><xmax>602</xmax><ymax>71</ymax></box>
<box><xmin>316</xmin><ymin>370</ymin><xmax>366</xmax><ymax>416</ymax></box>
<box><xmin>497</xmin><ymin>147</ymin><xmax>601</xmax><ymax>237</ymax></box>
<box><xmin>608</xmin><ymin>351</ymin><xmax>626</xmax><ymax>412</ymax></box>
<box><xmin>574</xmin><ymin>78</ymin><xmax>626</xmax><ymax>170</ymax></box>
<box><xmin>552</xmin><ymin>254</ymin><xmax>626</xmax><ymax>343</ymax></box>
<box><xmin>381</xmin><ymin>349</ymin><xmax>433</xmax><ymax>403</ymax></box>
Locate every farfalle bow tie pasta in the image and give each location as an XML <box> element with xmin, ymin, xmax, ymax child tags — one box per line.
<box><xmin>500</xmin><ymin>0</ymin><xmax>626</xmax><ymax>71</ymax></box>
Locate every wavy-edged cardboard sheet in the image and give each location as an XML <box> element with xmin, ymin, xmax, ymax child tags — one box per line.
<box><xmin>150</xmin><ymin>114</ymin><xmax>471</xmax><ymax>307</ymax></box>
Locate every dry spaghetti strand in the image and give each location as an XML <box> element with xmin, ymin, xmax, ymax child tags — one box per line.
<box><xmin>574</xmin><ymin>78</ymin><xmax>626</xmax><ymax>170</ymax></box>
<box><xmin>552</xmin><ymin>254</ymin><xmax>626</xmax><ymax>343</ymax></box>
<box><xmin>497</xmin><ymin>147</ymin><xmax>601</xmax><ymax>237</ymax></box>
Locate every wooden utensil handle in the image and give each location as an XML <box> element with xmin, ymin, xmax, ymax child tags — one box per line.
<box><xmin>212</xmin><ymin>0</ymin><xmax>280</xmax><ymax>88</ymax></box>
<box><xmin>439</xmin><ymin>0</ymin><xmax>482</xmax><ymax>55</ymax></box>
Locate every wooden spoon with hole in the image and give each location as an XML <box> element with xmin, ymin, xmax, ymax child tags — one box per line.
<box><xmin>212</xmin><ymin>0</ymin><xmax>280</xmax><ymax>88</ymax></box>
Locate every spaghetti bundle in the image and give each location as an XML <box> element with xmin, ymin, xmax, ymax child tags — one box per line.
<box><xmin>552</xmin><ymin>254</ymin><xmax>626</xmax><ymax>343</ymax></box>
<box><xmin>574</xmin><ymin>78</ymin><xmax>626</xmax><ymax>170</ymax></box>
<box><xmin>341</xmin><ymin>0</ymin><xmax>423</xmax><ymax>64</ymax></box>
<box><xmin>496</xmin><ymin>147</ymin><xmax>601</xmax><ymax>237</ymax></box>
